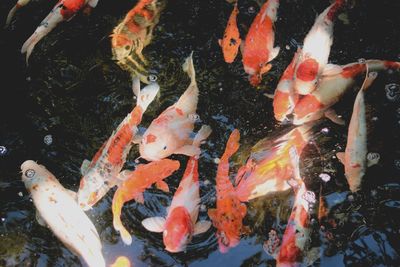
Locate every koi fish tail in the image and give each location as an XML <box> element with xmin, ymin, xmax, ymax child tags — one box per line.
<box><xmin>193</xmin><ymin>125</ymin><xmax>212</xmax><ymax>147</ymax></box>
<box><xmin>222</xmin><ymin>129</ymin><xmax>240</xmax><ymax>160</ymax></box>
<box><xmin>21</xmin><ymin>6</ymin><xmax>64</xmax><ymax>63</ymax></box>
<box><xmin>132</xmin><ymin>77</ymin><xmax>160</xmax><ymax>111</ymax></box>
<box><xmin>176</xmin><ymin>52</ymin><xmax>199</xmax><ymax>113</ymax></box>
<box><xmin>5</xmin><ymin>5</ymin><xmax>18</xmax><ymax>27</ymax></box>
<box><xmin>182</xmin><ymin>51</ymin><xmax>196</xmax><ymax>87</ymax></box>
<box><xmin>112</xmin><ymin>192</ymin><xmax>133</xmax><ymax>245</ymax></box>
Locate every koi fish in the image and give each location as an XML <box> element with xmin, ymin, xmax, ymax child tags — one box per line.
<box><xmin>235</xmin><ymin>125</ymin><xmax>312</xmax><ymax>202</ymax></box>
<box><xmin>111</xmin><ymin>256</ymin><xmax>131</xmax><ymax>267</ymax></box>
<box><xmin>5</xmin><ymin>0</ymin><xmax>31</xmax><ymax>27</ymax></box>
<box><xmin>274</xmin><ymin>149</ymin><xmax>318</xmax><ymax>266</ymax></box>
<box><xmin>293</xmin><ymin>0</ymin><xmax>344</xmax><ymax>95</ymax></box>
<box><xmin>142</xmin><ymin>126</ymin><xmax>212</xmax><ymax>253</ymax></box>
<box><xmin>242</xmin><ymin>0</ymin><xmax>280</xmax><ymax>86</ymax></box>
<box><xmin>271</xmin><ymin>49</ymin><xmax>301</xmax><ymax>122</ymax></box>
<box><xmin>112</xmin><ymin>159</ymin><xmax>180</xmax><ymax>245</ymax></box>
<box><xmin>336</xmin><ymin>71</ymin><xmax>379</xmax><ymax>192</ymax></box>
<box><xmin>207</xmin><ymin>129</ymin><xmax>247</xmax><ymax>253</ymax></box>
<box><xmin>111</xmin><ymin>0</ymin><xmax>164</xmax><ymax>83</ymax></box>
<box><xmin>77</xmin><ymin>79</ymin><xmax>159</xmax><ymax>210</ymax></box>
<box><xmin>20</xmin><ymin>160</ymin><xmax>105</xmax><ymax>267</ymax></box>
<box><xmin>219</xmin><ymin>3</ymin><xmax>241</xmax><ymax>63</ymax></box>
<box><xmin>293</xmin><ymin>60</ymin><xmax>400</xmax><ymax>125</ymax></box>
<box><xmin>21</xmin><ymin>0</ymin><xmax>99</xmax><ymax>62</ymax></box>
<box><xmin>139</xmin><ymin>53</ymin><xmax>205</xmax><ymax>161</ymax></box>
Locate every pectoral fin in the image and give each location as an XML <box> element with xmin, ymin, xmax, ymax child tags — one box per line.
<box><xmin>80</xmin><ymin>159</ymin><xmax>91</xmax><ymax>176</ymax></box>
<box><xmin>193</xmin><ymin>221</ymin><xmax>212</xmax><ymax>235</ymax></box>
<box><xmin>155</xmin><ymin>180</ymin><xmax>169</xmax><ymax>192</ymax></box>
<box><xmin>36</xmin><ymin>211</ymin><xmax>46</xmax><ymax>227</ymax></box>
<box><xmin>142</xmin><ymin>217</ymin><xmax>166</xmax><ymax>232</ymax></box>
<box><xmin>336</xmin><ymin>152</ymin><xmax>345</xmax><ymax>165</ymax></box>
<box><xmin>174</xmin><ymin>145</ymin><xmax>201</xmax><ymax>157</ymax></box>
<box><xmin>325</xmin><ymin>109</ymin><xmax>345</xmax><ymax>125</ymax></box>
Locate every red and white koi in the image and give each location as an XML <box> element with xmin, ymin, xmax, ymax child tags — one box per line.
<box><xmin>293</xmin><ymin>60</ymin><xmax>400</xmax><ymax>125</ymax></box>
<box><xmin>242</xmin><ymin>0</ymin><xmax>280</xmax><ymax>86</ymax></box>
<box><xmin>21</xmin><ymin>0</ymin><xmax>99</xmax><ymax>62</ymax></box>
<box><xmin>139</xmin><ymin>53</ymin><xmax>206</xmax><ymax>161</ymax></box>
<box><xmin>207</xmin><ymin>129</ymin><xmax>247</xmax><ymax>253</ymax></box>
<box><xmin>219</xmin><ymin>3</ymin><xmax>241</xmax><ymax>63</ymax></box>
<box><xmin>336</xmin><ymin>70</ymin><xmax>379</xmax><ymax>192</ymax></box>
<box><xmin>142</xmin><ymin>126</ymin><xmax>212</xmax><ymax>253</ymax></box>
<box><xmin>235</xmin><ymin>125</ymin><xmax>312</xmax><ymax>202</ymax></box>
<box><xmin>77</xmin><ymin>79</ymin><xmax>159</xmax><ymax>210</ymax></box>
<box><xmin>112</xmin><ymin>159</ymin><xmax>180</xmax><ymax>245</ymax></box>
<box><xmin>21</xmin><ymin>160</ymin><xmax>105</xmax><ymax>267</ymax></box>
<box><xmin>5</xmin><ymin>0</ymin><xmax>31</xmax><ymax>27</ymax></box>
<box><xmin>293</xmin><ymin>0</ymin><xmax>344</xmax><ymax>95</ymax></box>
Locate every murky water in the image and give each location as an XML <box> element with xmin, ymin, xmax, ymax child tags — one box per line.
<box><xmin>1</xmin><ymin>0</ymin><xmax>400</xmax><ymax>266</ymax></box>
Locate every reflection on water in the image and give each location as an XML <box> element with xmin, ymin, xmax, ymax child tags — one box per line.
<box><xmin>1</xmin><ymin>0</ymin><xmax>400</xmax><ymax>266</ymax></box>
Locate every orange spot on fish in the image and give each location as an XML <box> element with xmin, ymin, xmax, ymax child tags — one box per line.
<box><xmin>341</xmin><ymin>64</ymin><xmax>365</xmax><ymax>78</ymax></box>
<box><xmin>59</xmin><ymin>0</ymin><xmax>86</xmax><ymax>20</ymax></box>
<box><xmin>296</xmin><ymin>58</ymin><xmax>319</xmax><ymax>82</ymax></box>
<box><xmin>294</xmin><ymin>95</ymin><xmax>323</xmax><ymax>119</ymax></box>
<box><xmin>175</xmin><ymin>108</ymin><xmax>184</xmax><ymax>116</ymax></box>
<box><xmin>146</xmin><ymin>134</ymin><xmax>157</xmax><ymax>144</ymax></box>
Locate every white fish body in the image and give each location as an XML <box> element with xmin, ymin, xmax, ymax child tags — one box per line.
<box><xmin>21</xmin><ymin>160</ymin><xmax>105</xmax><ymax>267</ymax></box>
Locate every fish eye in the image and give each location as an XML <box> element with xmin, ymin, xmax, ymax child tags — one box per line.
<box><xmin>163</xmin><ymin>145</ymin><xmax>167</xmax><ymax>150</ymax></box>
<box><xmin>25</xmin><ymin>169</ymin><xmax>36</xmax><ymax>178</ymax></box>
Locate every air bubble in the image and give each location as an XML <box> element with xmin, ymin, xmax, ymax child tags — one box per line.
<box><xmin>367</xmin><ymin>152</ymin><xmax>380</xmax><ymax>164</ymax></box>
<box><xmin>385</xmin><ymin>83</ymin><xmax>400</xmax><ymax>102</ymax></box>
<box><xmin>394</xmin><ymin>159</ymin><xmax>400</xmax><ymax>170</ymax></box>
<box><xmin>18</xmin><ymin>192</ymin><xmax>23</xmax><ymax>197</ymax></box>
<box><xmin>321</xmin><ymin>127</ymin><xmax>329</xmax><ymax>134</ymax></box>
<box><xmin>188</xmin><ymin>114</ymin><xmax>200</xmax><ymax>122</ymax></box>
<box><xmin>248</xmin><ymin>6</ymin><xmax>255</xmax><ymax>14</ymax></box>
<box><xmin>358</xmin><ymin>58</ymin><xmax>366</xmax><ymax>64</ymax></box>
<box><xmin>44</xmin><ymin>135</ymin><xmax>53</xmax><ymax>146</ymax></box>
<box><xmin>302</xmin><ymin>191</ymin><xmax>316</xmax><ymax>204</ymax></box>
<box><xmin>319</xmin><ymin>173</ymin><xmax>331</xmax><ymax>182</ymax></box>
<box><xmin>0</xmin><ymin>146</ymin><xmax>7</xmax><ymax>156</ymax></box>
<box><xmin>148</xmin><ymin>74</ymin><xmax>157</xmax><ymax>82</ymax></box>
<box><xmin>214</xmin><ymin>158</ymin><xmax>220</xmax><ymax>164</ymax></box>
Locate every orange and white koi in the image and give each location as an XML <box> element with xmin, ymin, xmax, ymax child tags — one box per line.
<box><xmin>111</xmin><ymin>256</ymin><xmax>131</xmax><ymax>267</ymax></box>
<box><xmin>111</xmin><ymin>0</ymin><xmax>164</xmax><ymax>83</ymax></box>
<box><xmin>242</xmin><ymin>0</ymin><xmax>280</xmax><ymax>86</ymax></box>
<box><xmin>235</xmin><ymin>125</ymin><xmax>312</xmax><ymax>202</ymax></box>
<box><xmin>139</xmin><ymin>53</ymin><xmax>206</xmax><ymax>161</ymax></box>
<box><xmin>271</xmin><ymin>49</ymin><xmax>301</xmax><ymax>122</ymax></box>
<box><xmin>293</xmin><ymin>0</ymin><xmax>344</xmax><ymax>95</ymax></box>
<box><xmin>77</xmin><ymin>79</ymin><xmax>159</xmax><ymax>210</ymax></box>
<box><xmin>142</xmin><ymin>126</ymin><xmax>212</xmax><ymax>253</ymax></box>
<box><xmin>336</xmin><ymin>71</ymin><xmax>379</xmax><ymax>192</ymax></box>
<box><xmin>21</xmin><ymin>160</ymin><xmax>105</xmax><ymax>267</ymax></box>
<box><xmin>219</xmin><ymin>3</ymin><xmax>241</xmax><ymax>63</ymax></box>
<box><xmin>293</xmin><ymin>60</ymin><xmax>400</xmax><ymax>125</ymax></box>
<box><xmin>207</xmin><ymin>129</ymin><xmax>247</xmax><ymax>253</ymax></box>
<box><xmin>112</xmin><ymin>159</ymin><xmax>180</xmax><ymax>245</ymax></box>
<box><xmin>5</xmin><ymin>0</ymin><xmax>31</xmax><ymax>27</ymax></box>
<box><xmin>21</xmin><ymin>0</ymin><xmax>99</xmax><ymax>62</ymax></box>
<box><xmin>274</xmin><ymin>149</ymin><xmax>317</xmax><ymax>266</ymax></box>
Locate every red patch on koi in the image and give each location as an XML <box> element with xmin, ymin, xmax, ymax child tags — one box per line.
<box><xmin>341</xmin><ymin>64</ymin><xmax>365</xmax><ymax>78</ymax></box>
<box><xmin>59</xmin><ymin>0</ymin><xmax>86</xmax><ymax>19</ymax></box>
<box><xmin>294</xmin><ymin>95</ymin><xmax>323</xmax><ymax>119</ymax></box>
<box><xmin>146</xmin><ymin>134</ymin><xmax>157</xmax><ymax>144</ymax></box>
<box><xmin>107</xmin><ymin>124</ymin><xmax>133</xmax><ymax>166</ymax></box>
<box><xmin>384</xmin><ymin>61</ymin><xmax>400</xmax><ymax>69</ymax></box>
<box><xmin>175</xmin><ymin>108</ymin><xmax>184</xmax><ymax>116</ymax></box>
<box><xmin>296</xmin><ymin>58</ymin><xmax>319</xmax><ymax>82</ymax></box>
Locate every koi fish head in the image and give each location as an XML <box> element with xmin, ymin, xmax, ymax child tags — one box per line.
<box><xmin>163</xmin><ymin>206</ymin><xmax>193</xmax><ymax>253</ymax></box>
<box><xmin>111</xmin><ymin>33</ymin><xmax>134</xmax><ymax>61</ymax></box>
<box><xmin>139</xmin><ymin>130</ymin><xmax>175</xmax><ymax>161</ymax></box>
<box><xmin>273</xmin><ymin>90</ymin><xmax>299</xmax><ymax>122</ymax></box>
<box><xmin>292</xmin><ymin>95</ymin><xmax>324</xmax><ymax>125</ymax></box>
<box><xmin>77</xmin><ymin>169</ymin><xmax>108</xmax><ymax>210</ymax></box>
<box><xmin>21</xmin><ymin>160</ymin><xmax>51</xmax><ymax>189</ymax></box>
<box><xmin>294</xmin><ymin>58</ymin><xmax>319</xmax><ymax>95</ymax></box>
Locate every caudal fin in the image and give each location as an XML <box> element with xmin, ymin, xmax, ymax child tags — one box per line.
<box><xmin>222</xmin><ymin>129</ymin><xmax>240</xmax><ymax>160</ymax></box>
<box><xmin>112</xmin><ymin>192</ymin><xmax>133</xmax><ymax>245</ymax></box>
<box><xmin>182</xmin><ymin>51</ymin><xmax>196</xmax><ymax>86</ymax></box>
<box><xmin>5</xmin><ymin>5</ymin><xmax>18</xmax><ymax>27</ymax></box>
<box><xmin>135</xmin><ymin>80</ymin><xmax>160</xmax><ymax>111</ymax></box>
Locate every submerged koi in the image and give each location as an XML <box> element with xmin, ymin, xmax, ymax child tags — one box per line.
<box><xmin>336</xmin><ymin>71</ymin><xmax>379</xmax><ymax>192</ymax></box>
<box><xmin>77</xmin><ymin>79</ymin><xmax>159</xmax><ymax>210</ymax></box>
<box><xmin>111</xmin><ymin>256</ymin><xmax>131</xmax><ymax>267</ymax></box>
<box><xmin>219</xmin><ymin>3</ymin><xmax>241</xmax><ymax>63</ymax></box>
<box><xmin>242</xmin><ymin>0</ymin><xmax>280</xmax><ymax>86</ymax></box>
<box><xmin>235</xmin><ymin>125</ymin><xmax>312</xmax><ymax>202</ymax></box>
<box><xmin>111</xmin><ymin>0</ymin><xmax>164</xmax><ymax>83</ymax></box>
<box><xmin>294</xmin><ymin>0</ymin><xmax>344</xmax><ymax>95</ymax></box>
<box><xmin>207</xmin><ymin>129</ymin><xmax>247</xmax><ymax>253</ymax></box>
<box><xmin>142</xmin><ymin>126</ymin><xmax>212</xmax><ymax>253</ymax></box>
<box><xmin>293</xmin><ymin>60</ymin><xmax>400</xmax><ymax>125</ymax></box>
<box><xmin>112</xmin><ymin>159</ymin><xmax>180</xmax><ymax>245</ymax></box>
<box><xmin>5</xmin><ymin>0</ymin><xmax>31</xmax><ymax>27</ymax></box>
<box><xmin>139</xmin><ymin>53</ymin><xmax>207</xmax><ymax>161</ymax></box>
<box><xmin>21</xmin><ymin>0</ymin><xmax>99</xmax><ymax>62</ymax></box>
<box><xmin>21</xmin><ymin>160</ymin><xmax>105</xmax><ymax>267</ymax></box>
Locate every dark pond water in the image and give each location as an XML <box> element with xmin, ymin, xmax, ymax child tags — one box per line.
<box><xmin>1</xmin><ymin>0</ymin><xmax>400</xmax><ymax>266</ymax></box>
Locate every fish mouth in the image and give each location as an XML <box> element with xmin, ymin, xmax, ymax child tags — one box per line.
<box><xmin>21</xmin><ymin>160</ymin><xmax>37</xmax><ymax>172</ymax></box>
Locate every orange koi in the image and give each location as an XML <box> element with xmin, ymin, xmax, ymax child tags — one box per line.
<box><xmin>142</xmin><ymin>126</ymin><xmax>212</xmax><ymax>253</ymax></box>
<box><xmin>112</xmin><ymin>159</ymin><xmax>180</xmax><ymax>245</ymax></box>
<box><xmin>219</xmin><ymin>3</ymin><xmax>241</xmax><ymax>63</ymax></box>
<box><xmin>77</xmin><ymin>79</ymin><xmax>159</xmax><ymax>210</ymax></box>
<box><xmin>207</xmin><ymin>129</ymin><xmax>247</xmax><ymax>253</ymax></box>
<box><xmin>242</xmin><ymin>0</ymin><xmax>280</xmax><ymax>86</ymax></box>
<box><xmin>235</xmin><ymin>125</ymin><xmax>312</xmax><ymax>202</ymax></box>
<box><xmin>111</xmin><ymin>256</ymin><xmax>131</xmax><ymax>267</ymax></box>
